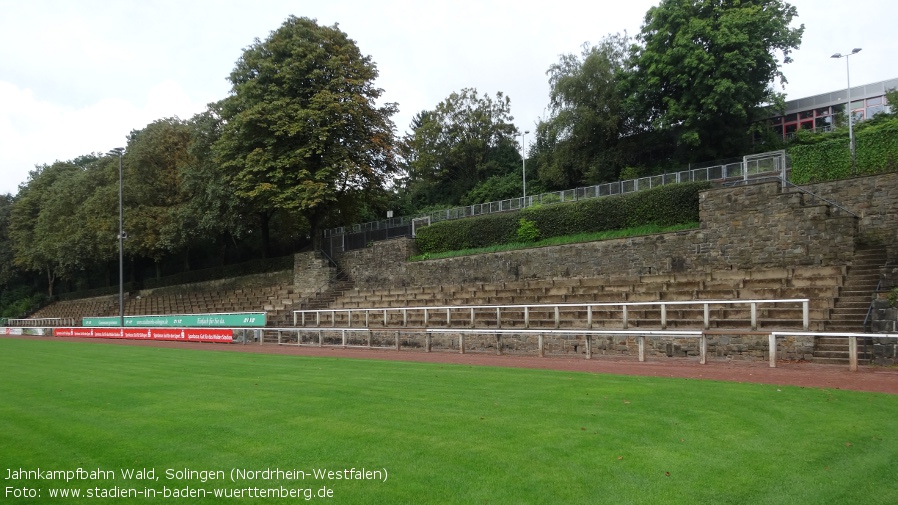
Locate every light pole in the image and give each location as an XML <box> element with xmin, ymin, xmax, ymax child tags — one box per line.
<box><xmin>521</xmin><ymin>130</ymin><xmax>530</xmax><ymax>205</ymax></box>
<box><xmin>831</xmin><ymin>48</ymin><xmax>862</xmax><ymax>170</ymax></box>
<box><xmin>108</xmin><ymin>147</ymin><xmax>125</xmax><ymax>327</ymax></box>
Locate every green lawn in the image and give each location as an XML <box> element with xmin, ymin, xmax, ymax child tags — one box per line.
<box><xmin>2</xmin><ymin>338</ymin><xmax>897</xmax><ymax>504</ymax></box>
<box><xmin>410</xmin><ymin>222</ymin><xmax>699</xmax><ymax>261</ymax></box>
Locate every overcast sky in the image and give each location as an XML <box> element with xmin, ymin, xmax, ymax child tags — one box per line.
<box><xmin>1</xmin><ymin>0</ymin><xmax>896</xmax><ymax>196</ymax></box>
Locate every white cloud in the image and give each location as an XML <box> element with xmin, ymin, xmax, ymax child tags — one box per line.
<box><xmin>0</xmin><ymin>79</ymin><xmax>209</xmax><ymax>194</ymax></box>
<box><xmin>1</xmin><ymin>0</ymin><xmax>896</xmax><ymax>196</ymax></box>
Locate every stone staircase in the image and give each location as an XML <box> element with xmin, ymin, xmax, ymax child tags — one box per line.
<box><xmin>266</xmin><ymin>272</ymin><xmax>355</xmax><ymax>327</ymax></box>
<box><xmin>814</xmin><ymin>245</ymin><xmax>888</xmax><ymax>364</ymax></box>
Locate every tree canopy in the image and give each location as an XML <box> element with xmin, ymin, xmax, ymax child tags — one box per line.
<box><xmin>400</xmin><ymin>88</ymin><xmax>521</xmax><ymax>210</ymax></box>
<box><xmin>214</xmin><ymin>16</ymin><xmax>398</xmax><ymax>249</ymax></box>
<box><xmin>629</xmin><ymin>0</ymin><xmax>804</xmax><ymax>161</ymax></box>
<box><xmin>533</xmin><ymin>34</ymin><xmax>634</xmax><ymax>188</ymax></box>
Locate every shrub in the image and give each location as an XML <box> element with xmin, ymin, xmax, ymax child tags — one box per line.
<box><xmin>415</xmin><ymin>181</ymin><xmax>710</xmax><ymax>254</ymax></box>
<box><xmin>516</xmin><ymin>218</ymin><xmax>540</xmax><ymax>243</ymax></box>
<box><xmin>790</xmin><ymin>116</ymin><xmax>898</xmax><ymax>183</ymax></box>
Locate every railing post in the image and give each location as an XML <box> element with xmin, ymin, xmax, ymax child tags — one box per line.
<box><xmin>539</xmin><ymin>333</ymin><xmax>544</xmax><ymax>357</ymax></box>
<box><xmin>403</xmin><ymin>308</ymin><xmax>407</xmax><ymax>327</ymax></box>
<box><xmin>587</xmin><ymin>306</ymin><xmax>593</xmax><ymax>329</ymax></box>
<box><xmin>554</xmin><ymin>306</ymin><xmax>560</xmax><ymax>329</ymax></box>
<box><xmin>446</xmin><ymin>308</ymin><xmax>451</xmax><ymax>326</ymax></box>
<box><xmin>638</xmin><ymin>335</ymin><xmax>645</xmax><ymax>362</ymax></box>
<box><xmin>496</xmin><ymin>307</ymin><xmax>501</xmax><ymax>329</ymax></box>
<box><xmin>768</xmin><ymin>333</ymin><xmax>777</xmax><ymax>368</ymax></box>
<box><xmin>347</xmin><ymin>310</ymin><xmax>352</xmax><ymax>328</ymax></box>
<box><xmin>496</xmin><ymin>334</ymin><xmax>502</xmax><ymax>355</ymax></box>
<box><xmin>802</xmin><ymin>301</ymin><xmax>809</xmax><ymax>331</ymax></box>
<box><xmin>524</xmin><ymin>306</ymin><xmax>530</xmax><ymax>329</ymax></box>
<box><xmin>585</xmin><ymin>334</ymin><xmax>591</xmax><ymax>360</ymax></box>
<box><xmin>383</xmin><ymin>308</ymin><xmax>388</xmax><ymax>327</ymax></box>
<box><xmin>703</xmin><ymin>304</ymin><xmax>710</xmax><ymax>330</ymax></box>
<box><xmin>750</xmin><ymin>303</ymin><xmax>758</xmax><ymax>331</ymax></box>
<box><xmin>459</xmin><ymin>334</ymin><xmax>465</xmax><ymax>354</ymax></box>
<box><xmin>661</xmin><ymin>304</ymin><xmax>667</xmax><ymax>330</ymax></box>
<box><xmin>341</xmin><ymin>329</ymin><xmax>346</xmax><ymax>348</ymax></box>
<box><xmin>424</xmin><ymin>308</ymin><xmax>429</xmax><ymax>327</ymax></box>
<box><xmin>316</xmin><ymin>311</ymin><xmax>320</xmax><ymax>327</ymax></box>
<box><xmin>849</xmin><ymin>336</ymin><xmax>858</xmax><ymax>372</ymax></box>
<box><xmin>622</xmin><ymin>305</ymin><xmax>629</xmax><ymax>329</ymax></box>
<box><xmin>700</xmin><ymin>333</ymin><xmax>707</xmax><ymax>365</ymax></box>
<box><xmin>395</xmin><ymin>331</ymin><xmax>400</xmax><ymax>351</ymax></box>
<box><xmin>470</xmin><ymin>308</ymin><xmax>475</xmax><ymax>328</ymax></box>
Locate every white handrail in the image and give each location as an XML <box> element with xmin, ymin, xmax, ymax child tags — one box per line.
<box><xmin>294</xmin><ymin>299</ymin><xmax>811</xmax><ymax>332</ymax></box>
<box><xmin>769</xmin><ymin>331</ymin><xmax>898</xmax><ymax>371</ymax></box>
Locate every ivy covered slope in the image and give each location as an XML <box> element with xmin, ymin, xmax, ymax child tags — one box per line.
<box><xmin>789</xmin><ymin>115</ymin><xmax>898</xmax><ymax>184</ymax></box>
<box><xmin>415</xmin><ymin>182</ymin><xmax>710</xmax><ymax>254</ymax></box>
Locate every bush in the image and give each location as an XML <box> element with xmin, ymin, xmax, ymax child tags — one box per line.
<box><xmin>516</xmin><ymin>218</ymin><xmax>540</xmax><ymax>243</ymax></box>
<box><xmin>415</xmin><ymin>181</ymin><xmax>710</xmax><ymax>254</ymax></box>
<box><xmin>790</xmin><ymin>116</ymin><xmax>898</xmax><ymax>183</ymax></box>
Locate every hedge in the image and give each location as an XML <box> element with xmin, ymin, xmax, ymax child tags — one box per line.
<box><xmin>790</xmin><ymin>117</ymin><xmax>898</xmax><ymax>184</ymax></box>
<box><xmin>414</xmin><ymin>181</ymin><xmax>710</xmax><ymax>254</ymax></box>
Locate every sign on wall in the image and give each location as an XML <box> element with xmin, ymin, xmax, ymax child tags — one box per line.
<box><xmin>55</xmin><ymin>327</ymin><xmax>234</xmax><ymax>343</ymax></box>
<box><xmin>82</xmin><ymin>312</ymin><xmax>266</xmax><ymax>328</ymax></box>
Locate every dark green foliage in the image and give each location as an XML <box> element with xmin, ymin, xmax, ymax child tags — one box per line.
<box><xmin>215</xmin><ymin>16</ymin><xmax>398</xmax><ymax>248</ymax></box>
<box><xmin>515</xmin><ymin>218</ymin><xmax>540</xmax><ymax>243</ymax></box>
<box><xmin>790</xmin><ymin>116</ymin><xmax>898</xmax><ymax>183</ymax></box>
<box><xmin>416</xmin><ymin>182</ymin><xmax>710</xmax><ymax>254</ymax></box>
<box><xmin>400</xmin><ymin>89</ymin><xmax>520</xmax><ymax>210</ymax></box>
<box><xmin>628</xmin><ymin>0</ymin><xmax>804</xmax><ymax>162</ymax></box>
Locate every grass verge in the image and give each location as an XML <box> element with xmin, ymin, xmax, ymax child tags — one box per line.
<box><xmin>410</xmin><ymin>222</ymin><xmax>699</xmax><ymax>261</ymax></box>
<box><xmin>2</xmin><ymin>338</ymin><xmax>897</xmax><ymax>504</ymax></box>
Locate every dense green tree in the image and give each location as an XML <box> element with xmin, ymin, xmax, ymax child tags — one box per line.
<box><xmin>214</xmin><ymin>16</ymin><xmax>398</xmax><ymax>251</ymax></box>
<box><xmin>123</xmin><ymin>118</ymin><xmax>194</xmax><ymax>275</ymax></box>
<box><xmin>629</xmin><ymin>0</ymin><xmax>804</xmax><ymax>161</ymax></box>
<box><xmin>400</xmin><ymin>88</ymin><xmax>521</xmax><ymax>209</ymax></box>
<box><xmin>533</xmin><ymin>34</ymin><xmax>634</xmax><ymax>189</ymax></box>
<box><xmin>8</xmin><ymin>160</ymin><xmax>98</xmax><ymax>296</ymax></box>
<box><xmin>179</xmin><ymin>107</ymin><xmax>253</xmax><ymax>264</ymax></box>
<box><xmin>0</xmin><ymin>193</ymin><xmax>17</xmax><ymax>287</ymax></box>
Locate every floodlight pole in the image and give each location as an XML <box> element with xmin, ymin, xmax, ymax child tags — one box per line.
<box><xmin>831</xmin><ymin>48</ymin><xmax>862</xmax><ymax>171</ymax></box>
<box><xmin>108</xmin><ymin>147</ymin><xmax>125</xmax><ymax>327</ymax></box>
<box><xmin>521</xmin><ymin>130</ymin><xmax>530</xmax><ymax>206</ymax></box>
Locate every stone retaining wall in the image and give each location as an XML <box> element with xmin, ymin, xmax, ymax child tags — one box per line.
<box><xmin>139</xmin><ymin>270</ymin><xmax>293</xmax><ymax>297</ymax></box>
<box><xmin>338</xmin><ymin>178</ymin><xmax>866</xmax><ymax>289</ymax></box>
<box><xmin>328</xmin><ymin>173</ymin><xmax>898</xmax><ymax>362</ymax></box>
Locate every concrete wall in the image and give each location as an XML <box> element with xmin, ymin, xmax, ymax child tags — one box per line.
<box><xmin>802</xmin><ymin>171</ymin><xmax>898</xmax><ymax>248</ymax></box>
<box><xmin>293</xmin><ymin>251</ymin><xmax>338</xmax><ymax>299</ymax></box>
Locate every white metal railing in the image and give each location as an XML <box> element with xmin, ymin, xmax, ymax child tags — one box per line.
<box><xmin>293</xmin><ymin>299</ymin><xmax>810</xmax><ymax>332</ymax></box>
<box><xmin>6</xmin><ymin>317</ymin><xmax>76</xmax><ymax>327</ymax></box>
<box><xmin>324</xmin><ymin>150</ymin><xmax>788</xmax><ymax>238</ymax></box>
<box><xmin>769</xmin><ymin>331</ymin><xmax>898</xmax><ymax>371</ymax></box>
<box><xmin>258</xmin><ymin>326</ymin><xmax>706</xmax><ymax>362</ymax></box>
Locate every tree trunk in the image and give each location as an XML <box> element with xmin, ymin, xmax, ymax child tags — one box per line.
<box><xmin>46</xmin><ymin>268</ymin><xmax>56</xmax><ymax>298</ymax></box>
<box><xmin>258</xmin><ymin>211</ymin><xmax>272</xmax><ymax>259</ymax></box>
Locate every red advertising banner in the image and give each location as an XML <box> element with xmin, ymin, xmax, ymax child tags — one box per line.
<box><xmin>54</xmin><ymin>327</ymin><xmax>233</xmax><ymax>344</ymax></box>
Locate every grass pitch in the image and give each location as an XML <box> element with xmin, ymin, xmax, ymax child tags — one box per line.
<box><xmin>2</xmin><ymin>338</ymin><xmax>897</xmax><ymax>504</ymax></box>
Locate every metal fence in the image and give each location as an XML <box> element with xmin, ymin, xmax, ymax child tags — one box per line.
<box><xmin>323</xmin><ymin>150</ymin><xmax>788</xmax><ymax>255</ymax></box>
